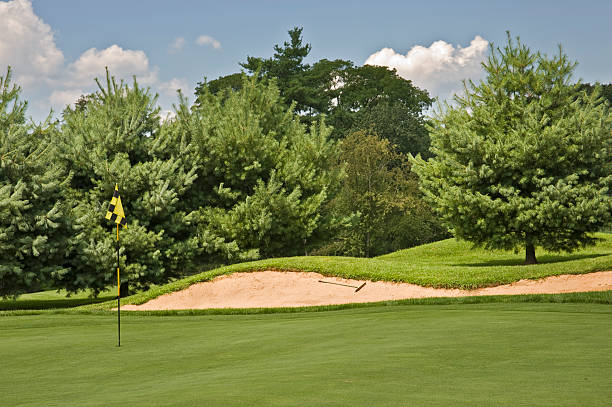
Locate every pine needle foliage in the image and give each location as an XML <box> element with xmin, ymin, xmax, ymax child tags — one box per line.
<box><xmin>0</xmin><ymin>68</ymin><xmax>72</xmax><ymax>298</ymax></box>
<box><xmin>54</xmin><ymin>70</ymin><xmax>197</xmax><ymax>294</ymax></box>
<box><xmin>412</xmin><ymin>34</ymin><xmax>612</xmax><ymax>264</ymax></box>
<box><xmin>174</xmin><ymin>76</ymin><xmax>342</xmax><ymax>260</ymax></box>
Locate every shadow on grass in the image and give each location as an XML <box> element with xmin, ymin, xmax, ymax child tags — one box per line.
<box><xmin>455</xmin><ymin>253</ymin><xmax>608</xmax><ymax>267</ymax></box>
<box><xmin>0</xmin><ymin>296</ymin><xmax>115</xmax><ymax>311</ymax></box>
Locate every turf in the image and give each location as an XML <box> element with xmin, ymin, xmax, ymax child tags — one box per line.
<box><xmin>94</xmin><ymin>233</ymin><xmax>612</xmax><ymax>309</ymax></box>
<box><xmin>1</xmin><ymin>303</ymin><xmax>611</xmax><ymax>406</ymax></box>
<box><xmin>0</xmin><ymin>291</ymin><xmax>609</xmax><ymax>317</ymax></box>
<box><xmin>0</xmin><ymin>289</ymin><xmax>116</xmax><ymax>311</ymax></box>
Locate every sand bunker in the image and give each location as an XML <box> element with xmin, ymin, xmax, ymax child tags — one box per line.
<box><xmin>121</xmin><ymin>270</ymin><xmax>612</xmax><ymax>310</ymax></box>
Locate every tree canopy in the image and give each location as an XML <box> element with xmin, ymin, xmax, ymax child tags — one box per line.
<box><xmin>53</xmin><ymin>71</ymin><xmax>198</xmax><ymax>294</ymax></box>
<box><xmin>320</xmin><ymin>131</ymin><xmax>447</xmax><ymax>257</ymax></box>
<box><xmin>412</xmin><ymin>34</ymin><xmax>612</xmax><ymax>264</ymax></box>
<box><xmin>197</xmin><ymin>27</ymin><xmax>433</xmax><ymax>155</ymax></box>
<box><xmin>178</xmin><ymin>76</ymin><xmax>343</xmax><ymax>260</ymax></box>
<box><xmin>577</xmin><ymin>82</ymin><xmax>612</xmax><ymax>106</ymax></box>
<box><xmin>0</xmin><ymin>68</ymin><xmax>72</xmax><ymax>298</ymax></box>
<box><xmin>240</xmin><ymin>27</ymin><xmax>313</xmax><ymax>115</ymax></box>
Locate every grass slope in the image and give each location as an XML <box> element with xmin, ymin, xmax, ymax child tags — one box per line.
<box><xmin>1</xmin><ymin>303</ymin><xmax>611</xmax><ymax>407</ymax></box>
<box><xmin>94</xmin><ymin>233</ymin><xmax>612</xmax><ymax>309</ymax></box>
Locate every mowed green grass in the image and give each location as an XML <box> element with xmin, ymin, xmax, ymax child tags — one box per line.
<box><xmin>108</xmin><ymin>233</ymin><xmax>612</xmax><ymax>308</ymax></box>
<box><xmin>1</xmin><ymin>303</ymin><xmax>611</xmax><ymax>407</ymax></box>
<box><xmin>0</xmin><ymin>289</ymin><xmax>116</xmax><ymax>311</ymax></box>
<box><xmin>2</xmin><ymin>236</ymin><xmax>611</xmax><ymax>405</ymax></box>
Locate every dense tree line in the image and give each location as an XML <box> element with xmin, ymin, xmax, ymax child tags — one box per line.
<box><xmin>196</xmin><ymin>27</ymin><xmax>433</xmax><ymax>157</ymax></box>
<box><xmin>0</xmin><ymin>60</ymin><xmax>444</xmax><ymax>297</ymax></box>
<box><xmin>0</xmin><ymin>27</ymin><xmax>446</xmax><ymax>298</ymax></box>
<box><xmin>2</xmin><ymin>29</ymin><xmax>608</xmax><ymax>297</ymax></box>
<box><xmin>0</xmin><ymin>68</ymin><xmax>72</xmax><ymax>297</ymax></box>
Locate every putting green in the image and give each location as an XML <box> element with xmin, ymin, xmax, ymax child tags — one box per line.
<box><xmin>2</xmin><ymin>303</ymin><xmax>611</xmax><ymax>406</ymax></box>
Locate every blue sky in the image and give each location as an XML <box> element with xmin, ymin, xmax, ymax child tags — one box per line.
<box><xmin>2</xmin><ymin>0</ymin><xmax>610</xmax><ymax>121</ymax></box>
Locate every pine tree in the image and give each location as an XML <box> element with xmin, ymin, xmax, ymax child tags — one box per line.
<box><xmin>412</xmin><ymin>34</ymin><xmax>612</xmax><ymax>264</ymax></box>
<box><xmin>240</xmin><ymin>27</ymin><xmax>312</xmax><ymax>114</ymax></box>
<box><xmin>0</xmin><ymin>68</ymin><xmax>72</xmax><ymax>297</ymax></box>
<box><xmin>176</xmin><ymin>76</ymin><xmax>342</xmax><ymax>260</ymax></box>
<box><xmin>53</xmin><ymin>71</ymin><xmax>197</xmax><ymax>294</ymax></box>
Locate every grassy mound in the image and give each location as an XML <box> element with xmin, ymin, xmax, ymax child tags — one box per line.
<box><xmin>80</xmin><ymin>233</ymin><xmax>612</xmax><ymax>310</ymax></box>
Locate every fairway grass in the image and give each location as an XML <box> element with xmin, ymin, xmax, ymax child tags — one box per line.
<box><xmin>1</xmin><ymin>303</ymin><xmax>611</xmax><ymax>406</ymax></box>
<box><xmin>3</xmin><ymin>236</ymin><xmax>610</xmax><ymax>406</ymax></box>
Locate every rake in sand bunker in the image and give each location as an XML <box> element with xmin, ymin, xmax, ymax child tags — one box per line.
<box><xmin>318</xmin><ymin>280</ymin><xmax>366</xmax><ymax>292</ymax></box>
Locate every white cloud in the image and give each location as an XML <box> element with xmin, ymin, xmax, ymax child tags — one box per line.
<box><xmin>0</xmin><ymin>0</ymin><xmax>191</xmax><ymax>119</ymax></box>
<box><xmin>196</xmin><ymin>35</ymin><xmax>221</xmax><ymax>49</ymax></box>
<box><xmin>158</xmin><ymin>77</ymin><xmax>188</xmax><ymax>97</ymax></box>
<box><xmin>66</xmin><ymin>45</ymin><xmax>159</xmax><ymax>88</ymax></box>
<box><xmin>0</xmin><ymin>0</ymin><xmax>64</xmax><ymax>85</ymax></box>
<box><xmin>168</xmin><ymin>37</ymin><xmax>185</xmax><ymax>54</ymax></box>
<box><xmin>159</xmin><ymin>109</ymin><xmax>177</xmax><ymax>122</ymax></box>
<box><xmin>49</xmin><ymin>88</ymin><xmax>84</xmax><ymax>109</ymax></box>
<box><xmin>365</xmin><ymin>36</ymin><xmax>489</xmax><ymax>101</ymax></box>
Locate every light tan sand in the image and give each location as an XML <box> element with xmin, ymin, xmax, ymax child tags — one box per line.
<box><xmin>121</xmin><ymin>270</ymin><xmax>612</xmax><ymax>310</ymax></box>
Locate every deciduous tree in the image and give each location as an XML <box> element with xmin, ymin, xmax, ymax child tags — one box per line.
<box><xmin>321</xmin><ymin>131</ymin><xmax>446</xmax><ymax>257</ymax></box>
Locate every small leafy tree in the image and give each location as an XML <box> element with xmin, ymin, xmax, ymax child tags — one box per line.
<box><xmin>321</xmin><ymin>131</ymin><xmax>447</xmax><ymax>257</ymax></box>
<box><xmin>0</xmin><ymin>68</ymin><xmax>72</xmax><ymax>297</ymax></box>
<box><xmin>412</xmin><ymin>34</ymin><xmax>612</xmax><ymax>264</ymax></box>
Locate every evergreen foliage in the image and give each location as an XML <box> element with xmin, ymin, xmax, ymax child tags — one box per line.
<box><xmin>194</xmin><ymin>73</ymin><xmax>246</xmax><ymax>103</ymax></box>
<box><xmin>204</xmin><ymin>28</ymin><xmax>433</xmax><ymax>155</ymax></box>
<box><xmin>412</xmin><ymin>34</ymin><xmax>612</xmax><ymax>264</ymax></box>
<box><xmin>577</xmin><ymin>82</ymin><xmax>612</xmax><ymax>107</ymax></box>
<box><xmin>175</xmin><ymin>76</ymin><xmax>342</xmax><ymax>260</ymax></box>
<box><xmin>0</xmin><ymin>68</ymin><xmax>72</xmax><ymax>298</ymax></box>
<box><xmin>240</xmin><ymin>27</ymin><xmax>313</xmax><ymax>114</ymax></box>
<box><xmin>53</xmin><ymin>71</ymin><xmax>197</xmax><ymax>294</ymax></box>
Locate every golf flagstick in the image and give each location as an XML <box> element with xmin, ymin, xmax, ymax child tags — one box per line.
<box><xmin>105</xmin><ymin>183</ymin><xmax>127</xmax><ymax>347</ymax></box>
<box><xmin>117</xmin><ymin>223</ymin><xmax>120</xmax><ymax>347</ymax></box>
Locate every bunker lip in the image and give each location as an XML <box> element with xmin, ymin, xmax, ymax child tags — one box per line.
<box><xmin>119</xmin><ymin>270</ymin><xmax>612</xmax><ymax>311</ymax></box>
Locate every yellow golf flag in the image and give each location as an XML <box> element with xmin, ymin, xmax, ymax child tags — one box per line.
<box><xmin>105</xmin><ymin>184</ymin><xmax>127</xmax><ymax>228</ymax></box>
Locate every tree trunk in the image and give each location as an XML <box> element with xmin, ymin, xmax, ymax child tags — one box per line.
<box><xmin>524</xmin><ymin>243</ymin><xmax>537</xmax><ymax>265</ymax></box>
